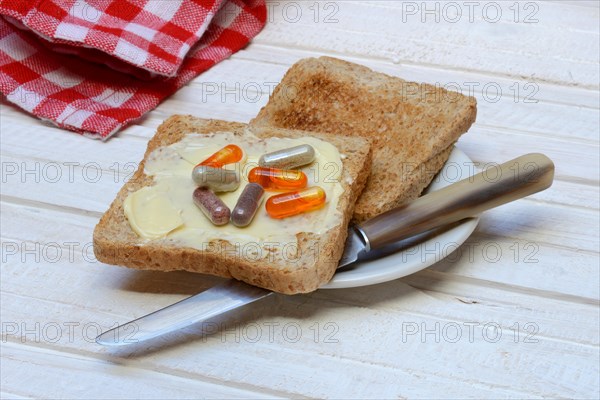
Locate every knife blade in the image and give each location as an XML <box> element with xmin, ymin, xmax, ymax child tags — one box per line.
<box><xmin>96</xmin><ymin>153</ymin><xmax>554</xmax><ymax>346</ymax></box>
<box><xmin>95</xmin><ymin>279</ymin><xmax>272</xmax><ymax>346</ymax></box>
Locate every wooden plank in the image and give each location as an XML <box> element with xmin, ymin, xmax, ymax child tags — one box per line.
<box><xmin>253</xmin><ymin>1</ymin><xmax>599</xmax><ymax>87</ymax></box>
<box><xmin>461</xmin><ymin>126</ymin><xmax>599</xmax><ymax>183</ymax></box>
<box><xmin>541</xmin><ymin>0</ymin><xmax>600</xmax><ymax>9</ymax></box>
<box><xmin>0</xmin><ymin>392</ymin><xmax>34</xmax><ymax>400</ymax></box>
<box><xmin>1</xmin><ymin>275</ymin><xmax>598</xmax><ymax>398</ymax></box>
<box><xmin>521</xmin><ymin>180</ymin><xmax>599</xmax><ymax>210</ymax></box>
<box><xmin>0</xmin><ymin>342</ymin><xmax>281</xmax><ymax>399</ymax></box>
<box><xmin>357</xmin><ymin>1</ymin><xmax>600</xmax><ymax>32</ymax></box>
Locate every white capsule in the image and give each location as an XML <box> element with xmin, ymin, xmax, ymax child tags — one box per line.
<box><xmin>192</xmin><ymin>165</ymin><xmax>240</xmax><ymax>192</ymax></box>
<box><xmin>258</xmin><ymin>144</ymin><xmax>315</xmax><ymax>169</ymax></box>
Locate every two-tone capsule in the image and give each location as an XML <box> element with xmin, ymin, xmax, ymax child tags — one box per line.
<box><xmin>231</xmin><ymin>183</ymin><xmax>264</xmax><ymax>227</ymax></box>
<box><xmin>248</xmin><ymin>167</ymin><xmax>307</xmax><ymax>190</ymax></box>
<box><xmin>266</xmin><ymin>186</ymin><xmax>326</xmax><ymax>219</ymax></box>
<box><xmin>198</xmin><ymin>144</ymin><xmax>243</xmax><ymax>168</ymax></box>
<box><xmin>259</xmin><ymin>144</ymin><xmax>315</xmax><ymax>170</ymax></box>
<box><xmin>193</xmin><ymin>187</ymin><xmax>230</xmax><ymax>226</ymax></box>
<box><xmin>192</xmin><ymin>165</ymin><xmax>240</xmax><ymax>192</ymax></box>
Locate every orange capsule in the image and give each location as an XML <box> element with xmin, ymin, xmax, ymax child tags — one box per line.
<box><xmin>198</xmin><ymin>145</ymin><xmax>243</xmax><ymax>168</ymax></box>
<box><xmin>266</xmin><ymin>187</ymin><xmax>326</xmax><ymax>219</ymax></box>
<box><xmin>248</xmin><ymin>167</ymin><xmax>307</xmax><ymax>190</ymax></box>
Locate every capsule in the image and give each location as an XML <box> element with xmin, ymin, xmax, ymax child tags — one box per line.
<box><xmin>192</xmin><ymin>165</ymin><xmax>240</xmax><ymax>192</ymax></box>
<box><xmin>193</xmin><ymin>187</ymin><xmax>230</xmax><ymax>226</ymax></box>
<box><xmin>248</xmin><ymin>167</ymin><xmax>307</xmax><ymax>190</ymax></box>
<box><xmin>266</xmin><ymin>186</ymin><xmax>326</xmax><ymax>219</ymax></box>
<box><xmin>198</xmin><ymin>144</ymin><xmax>243</xmax><ymax>168</ymax></box>
<box><xmin>231</xmin><ymin>183</ymin><xmax>264</xmax><ymax>227</ymax></box>
<box><xmin>259</xmin><ymin>144</ymin><xmax>315</xmax><ymax>169</ymax></box>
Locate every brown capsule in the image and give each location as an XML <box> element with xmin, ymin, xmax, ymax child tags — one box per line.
<box><xmin>193</xmin><ymin>187</ymin><xmax>230</xmax><ymax>226</ymax></box>
<box><xmin>231</xmin><ymin>183</ymin><xmax>264</xmax><ymax>227</ymax></box>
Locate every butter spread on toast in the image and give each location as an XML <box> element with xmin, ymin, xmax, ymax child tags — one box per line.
<box><xmin>123</xmin><ymin>131</ymin><xmax>344</xmax><ymax>249</ymax></box>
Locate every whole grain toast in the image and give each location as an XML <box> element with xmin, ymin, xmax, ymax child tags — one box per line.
<box><xmin>251</xmin><ymin>56</ymin><xmax>477</xmax><ymax>223</ymax></box>
<box><xmin>93</xmin><ymin>116</ymin><xmax>372</xmax><ymax>294</ymax></box>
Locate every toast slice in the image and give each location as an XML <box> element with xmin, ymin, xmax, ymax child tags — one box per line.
<box><xmin>251</xmin><ymin>56</ymin><xmax>477</xmax><ymax>223</ymax></box>
<box><xmin>93</xmin><ymin>116</ymin><xmax>372</xmax><ymax>294</ymax></box>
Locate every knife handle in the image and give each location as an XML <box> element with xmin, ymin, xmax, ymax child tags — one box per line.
<box><xmin>357</xmin><ymin>153</ymin><xmax>554</xmax><ymax>251</ymax></box>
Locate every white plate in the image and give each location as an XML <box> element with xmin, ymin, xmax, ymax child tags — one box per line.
<box><xmin>321</xmin><ymin>147</ymin><xmax>480</xmax><ymax>289</ymax></box>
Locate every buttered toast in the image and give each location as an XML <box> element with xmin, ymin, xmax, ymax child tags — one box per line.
<box><xmin>93</xmin><ymin>116</ymin><xmax>372</xmax><ymax>294</ymax></box>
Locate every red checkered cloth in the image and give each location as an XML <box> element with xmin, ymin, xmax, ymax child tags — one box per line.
<box><xmin>0</xmin><ymin>0</ymin><xmax>266</xmax><ymax>139</ymax></box>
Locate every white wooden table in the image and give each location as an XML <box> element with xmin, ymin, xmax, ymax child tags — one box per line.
<box><xmin>1</xmin><ymin>1</ymin><xmax>599</xmax><ymax>398</ymax></box>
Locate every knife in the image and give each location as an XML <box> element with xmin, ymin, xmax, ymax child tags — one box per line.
<box><xmin>96</xmin><ymin>153</ymin><xmax>554</xmax><ymax>346</ymax></box>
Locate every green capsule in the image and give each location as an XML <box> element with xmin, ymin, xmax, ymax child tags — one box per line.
<box><xmin>192</xmin><ymin>165</ymin><xmax>240</xmax><ymax>192</ymax></box>
<box><xmin>259</xmin><ymin>144</ymin><xmax>315</xmax><ymax>169</ymax></box>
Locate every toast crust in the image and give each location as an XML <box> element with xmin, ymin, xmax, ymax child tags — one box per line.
<box><xmin>93</xmin><ymin>116</ymin><xmax>372</xmax><ymax>294</ymax></box>
<box><xmin>252</xmin><ymin>56</ymin><xmax>477</xmax><ymax>222</ymax></box>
